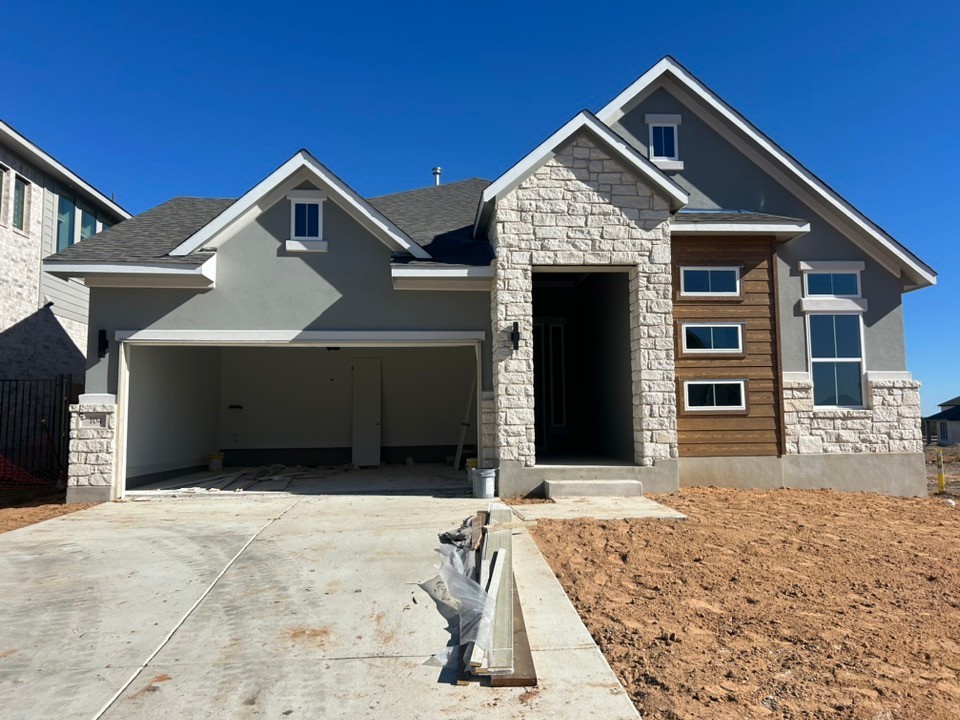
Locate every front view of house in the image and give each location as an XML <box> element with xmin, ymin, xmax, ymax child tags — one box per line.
<box><xmin>45</xmin><ymin>58</ymin><xmax>934</xmax><ymax>503</ymax></box>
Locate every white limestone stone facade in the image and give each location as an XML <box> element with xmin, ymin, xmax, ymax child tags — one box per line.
<box><xmin>480</xmin><ymin>394</ymin><xmax>496</xmax><ymax>468</ymax></box>
<box><xmin>783</xmin><ymin>377</ymin><xmax>922</xmax><ymax>455</ymax></box>
<box><xmin>490</xmin><ymin>133</ymin><xmax>677</xmax><ymax>468</ymax></box>
<box><xmin>67</xmin><ymin>402</ymin><xmax>117</xmax><ymax>494</ymax></box>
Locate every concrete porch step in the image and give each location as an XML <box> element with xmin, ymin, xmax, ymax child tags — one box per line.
<box><xmin>545</xmin><ymin>479</ymin><xmax>644</xmax><ymax>499</ymax></box>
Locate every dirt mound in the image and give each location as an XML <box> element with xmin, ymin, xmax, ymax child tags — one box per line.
<box><xmin>531</xmin><ymin>487</ymin><xmax>960</xmax><ymax>720</ymax></box>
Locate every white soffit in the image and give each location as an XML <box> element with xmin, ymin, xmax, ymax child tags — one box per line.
<box><xmin>475</xmin><ymin>110</ymin><xmax>688</xmax><ymax>235</ymax></box>
<box><xmin>390</xmin><ymin>265</ymin><xmax>495</xmax><ymax>291</ymax></box>
<box><xmin>169</xmin><ymin>150</ymin><xmax>430</xmax><ymax>259</ymax></box>
<box><xmin>595</xmin><ymin>57</ymin><xmax>936</xmax><ymax>289</ymax></box>
<box><xmin>43</xmin><ymin>255</ymin><xmax>218</xmax><ymax>289</ymax></box>
<box><xmin>671</xmin><ymin>220</ymin><xmax>811</xmax><ymax>241</ymax></box>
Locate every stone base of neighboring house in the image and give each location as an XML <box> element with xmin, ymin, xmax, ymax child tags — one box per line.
<box><xmin>65</xmin><ymin>397</ymin><xmax>116</xmax><ymax>504</ymax></box>
<box><xmin>678</xmin><ymin>453</ymin><xmax>926</xmax><ymax>497</ymax></box>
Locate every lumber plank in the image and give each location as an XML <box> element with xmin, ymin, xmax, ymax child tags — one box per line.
<box><xmin>468</xmin><ymin>549</ymin><xmax>503</xmax><ymax>668</ymax></box>
<box><xmin>490</xmin><ymin>578</ymin><xmax>537</xmax><ymax>687</ymax></box>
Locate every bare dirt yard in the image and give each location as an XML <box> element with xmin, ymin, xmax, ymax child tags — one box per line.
<box><xmin>926</xmin><ymin>443</ymin><xmax>960</xmax><ymax>498</ymax></box>
<box><xmin>531</xmin><ymin>487</ymin><xmax>960</xmax><ymax>720</ymax></box>
<box><xmin>0</xmin><ymin>492</ymin><xmax>94</xmax><ymax>534</ymax></box>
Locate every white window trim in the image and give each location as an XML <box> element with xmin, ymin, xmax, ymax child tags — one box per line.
<box><xmin>683</xmin><ymin>379</ymin><xmax>747</xmax><ymax>412</ymax></box>
<box><xmin>802</xmin><ymin>269</ymin><xmax>862</xmax><ymax>299</ymax></box>
<box><xmin>11</xmin><ymin>173</ymin><xmax>30</xmax><ymax>233</ymax></box>
<box><xmin>806</xmin><ymin>312</ymin><xmax>867</xmax><ymax>410</ymax></box>
<box><xmin>680</xmin><ymin>322</ymin><xmax>744</xmax><ymax>354</ymax></box>
<box><xmin>288</xmin><ymin>190</ymin><xmax>326</xmax><ymax>244</ymax></box>
<box><xmin>679</xmin><ymin>266</ymin><xmax>741</xmax><ymax>297</ymax></box>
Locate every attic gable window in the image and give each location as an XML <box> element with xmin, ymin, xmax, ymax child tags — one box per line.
<box><xmin>645</xmin><ymin>114</ymin><xmax>683</xmax><ymax>171</ymax></box>
<box><xmin>286</xmin><ymin>189</ymin><xmax>328</xmax><ymax>252</ymax></box>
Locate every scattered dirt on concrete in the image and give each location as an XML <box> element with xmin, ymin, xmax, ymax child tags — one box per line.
<box><xmin>531</xmin><ymin>487</ymin><xmax>960</xmax><ymax>720</ymax></box>
<box><xmin>503</xmin><ymin>496</ymin><xmax>556</xmax><ymax>505</ymax></box>
<box><xmin>285</xmin><ymin>627</ymin><xmax>331</xmax><ymax>646</ymax></box>
<box><xmin>0</xmin><ymin>493</ymin><xmax>95</xmax><ymax>533</ymax></box>
<box><xmin>129</xmin><ymin>674</ymin><xmax>172</xmax><ymax>700</ymax></box>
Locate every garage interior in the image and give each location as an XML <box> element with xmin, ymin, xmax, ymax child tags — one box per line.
<box><xmin>531</xmin><ymin>271</ymin><xmax>634</xmax><ymax>465</ymax></box>
<box><xmin>123</xmin><ymin>344</ymin><xmax>478</xmax><ymax>492</ymax></box>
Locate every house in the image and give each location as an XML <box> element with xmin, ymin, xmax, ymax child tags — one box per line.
<box><xmin>0</xmin><ymin>120</ymin><xmax>130</xmax><ymax>380</ymax></box>
<box><xmin>43</xmin><ymin>57</ymin><xmax>935</xmax><ymax>504</ymax></box>
<box><xmin>924</xmin><ymin>396</ymin><xmax>960</xmax><ymax>446</ymax></box>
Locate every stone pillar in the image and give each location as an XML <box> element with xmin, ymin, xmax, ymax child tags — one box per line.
<box><xmin>66</xmin><ymin>397</ymin><xmax>117</xmax><ymax>504</ymax></box>
<box><xmin>480</xmin><ymin>392</ymin><xmax>497</xmax><ymax>468</ymax></box>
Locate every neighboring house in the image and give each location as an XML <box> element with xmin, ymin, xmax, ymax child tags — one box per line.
<box><xmin>923</xmin><ymin>396</ymin><xmax>960</xmax><ymax>446</ymax></box>
<box><xmin>43</xmin><ymin>57</ymin><xmax>935</xmax><ymax>504</ymax></box>
<box><xmin>0</xmin><ymin>120</ymin><xmax>130</xmax><ymax>380</ymax></box>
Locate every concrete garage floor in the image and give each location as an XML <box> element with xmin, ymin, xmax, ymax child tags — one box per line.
<box><xmin>0</xmin><ymin>491</ymin><xmax>640</xmax><ymax>719</ymax></box>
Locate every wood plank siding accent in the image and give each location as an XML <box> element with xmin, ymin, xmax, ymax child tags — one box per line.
<box><xmin>672</xmin><ymin>237</ymin><xmax>783</xmax><ymax>457</ymax></box>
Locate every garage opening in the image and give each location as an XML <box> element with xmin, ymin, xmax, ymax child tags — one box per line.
<box><xmin>532</xmin><ymin>271</ymin><xmax>633</xmax><ymax>464</ymax></box>
<box><xmin>122</xmin><ymin>344</ymin><xmax>478</xmax><ymax>493</ymax></box>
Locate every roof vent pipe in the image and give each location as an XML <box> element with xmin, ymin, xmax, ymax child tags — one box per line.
<box><xmin>432</xmin><ymin>167</ymin><xmax>442</xmax><ymax>186</ymax></box>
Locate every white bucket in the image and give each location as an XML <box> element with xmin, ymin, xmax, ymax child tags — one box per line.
<box><xmin>472</xmin><ymin>468</ymin><xmax>496</xmax><ymax>499</ymax></box>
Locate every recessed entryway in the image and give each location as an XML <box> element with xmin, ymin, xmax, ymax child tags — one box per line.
<box><xmin>532</xmin><ymin>271</ymin><xmax>633</xmax><ymax>464</ymax></box>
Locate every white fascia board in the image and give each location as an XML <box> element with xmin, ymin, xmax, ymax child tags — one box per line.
<box><xmin>596</xmin><ymin>57</ymin><xmax>936</xmax><ymax>288</ymax></box>
<box><xmin>390</xmin><ymin>266</ymin><xmax>495</xmax><ymax>278</ymax></box>
<box><xmin>44</xmin><ymin>255</ymin><xmax>217</xmax><ymax>288</ymax></box>
<box><xmin>169</xmin><ymin>150</ymin><xmax>429</xmax><ymax>260</ymax></box>
<box><xmin>0</xmin><ymin>121</ymin><xmax>131</xmax><ymax>219</ymax></box>
<box><xmin>671</xmin><ymin>221</ymin><xmax>810</xmax><ymax>239</ymax></box>
<box><xmin>114</xmin><ymin>329</ymin><xmax>486</xmax><ymax>345</ymax></box>
<box><xmin>390</xmin><ymin>266</ymin><xmax>495</xmax><ymax>291</ymax></box>
<box><xmin>475</xmin><ymin>111</ymin><xmax>688</xmax><ymax>236</ymax></box>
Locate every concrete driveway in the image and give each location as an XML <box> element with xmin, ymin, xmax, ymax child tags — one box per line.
<box><xmin>0</xmin><ymin>492</ymin><xmax>638</xmax><ymax>719</ymax></box>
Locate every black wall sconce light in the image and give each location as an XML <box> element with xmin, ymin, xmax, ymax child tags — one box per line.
<box><xmin>97</xmin><ymin>329</ymin><xmax>109</xmax><ymax>359</ymax></box>
<box><xmin>510</xmin><ymin>321</ymin><xmax>520</xmax><ymax>351</ymax></box>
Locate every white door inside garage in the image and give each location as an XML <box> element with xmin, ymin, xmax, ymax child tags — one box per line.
<box><xmin>120</xmin><ymin>341</ymin><xmax>480</xmax><ymax>493</ymax></box>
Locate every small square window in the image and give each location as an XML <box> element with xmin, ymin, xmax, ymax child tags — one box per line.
<box><xmin>680</xmin><ymin>267</ymin><xmax>740</xmax><ymax>296</ymax></box>
<box><xmin>684</xmin><ymin>380</ymin><xmax>746</xmax><ymax>411</ymax></box>
<box><xmin>650</xmin><ymin>125</ymin><xmax>677</xmax><ymax>160</ymax></box>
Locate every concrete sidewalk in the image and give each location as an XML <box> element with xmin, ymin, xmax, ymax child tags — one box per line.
<box><xmin>0</xmin><ymin>494</ymin><xmax>639</xmax><ymax>719</ymax></box>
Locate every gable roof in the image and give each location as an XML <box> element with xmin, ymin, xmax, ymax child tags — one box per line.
<box><xmin>45</xmin><ymin>197</ymin><xmax>232</xmax><ymax>268</ymax></box>
<box><xmin>940</xmin><ymin>395</ymin><xmax>960</xmax><ymax>408</ymax></box>
<box><xmin>369</xmin><ymin>178</ymin><xmax>493</xmax><ymax>265</ymax></box>
<box><xmin>475</xmin><ymin>110</ymin><xmax>688</xmax><ymax>235</ymax></box>
<box><xmin>596</xmin><ymin>56</ymin><xmax>935</xmax><ymax>290</ymax></box>
<box><xmin>0</xmin><ymin>119</ymin><xmax>131</xmax><ymax>220</ymax></box>
<box><xmin>925</xmin><ymin>405</ymin><xmax>960</xmax><ymax>422</ymax></box>
<box><xmin>169</xmin><ymin>149</ymin><xmax>430</xmax><ymax>259</ymax></box>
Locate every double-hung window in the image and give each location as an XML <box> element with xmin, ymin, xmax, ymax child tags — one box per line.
<box><xmin>645</xmin><ymin>114</ymin><xmax>682</xmax><ymax>170</ymax></box>
<box><xmin>809</xmin><ymin>314</ymin><xmax>864</xmax><ymax>407</ymax></box>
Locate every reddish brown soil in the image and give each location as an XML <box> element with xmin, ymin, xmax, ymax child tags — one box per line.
<box><xmin>503</xmin><ymin>496</ymin><xmax>556</xmax><ymax>505</ymax></box>
<box><xmin>0</xmin><ymin>493</ymin><xmax>94</xmax><ymax>533</ymax></box>
<box><xmin>531</xmin><ymin>487</ymin><xmax>960</xmax><ymax>720</ymax></box>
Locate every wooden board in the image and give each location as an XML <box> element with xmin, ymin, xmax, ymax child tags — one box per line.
<box><xmin>490</xmin><ymin>579</ymin><xmax>538</xmax><ymax>688</ymax></box>
<box><xmin>484</xmin><ymin>505</ymin><xmax>515</xmax><ymax>672</ymax></box>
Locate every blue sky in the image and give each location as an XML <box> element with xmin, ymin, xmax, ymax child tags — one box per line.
<box><xmin>3</xmin><ymin>1</ymin><xmax>958</xmax><ymax>413</ymax></box>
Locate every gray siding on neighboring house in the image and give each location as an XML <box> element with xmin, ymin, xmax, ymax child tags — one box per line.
<box><xmin>39</xmin><ymin>183</ymin><xmax>90</xmax><ymax>325</ymax></box>
<box><xmin>86</xmin><ymin>184</ymin><xmax>493</xmax><ymax>394</ymax></box>
<box><xmin>614</xmin><ymin>86</ymin><xmax>908</xmax><ymax>373</ymax></box>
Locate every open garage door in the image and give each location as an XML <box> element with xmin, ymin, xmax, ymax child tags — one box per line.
<box><xmin>119</xmin><ymin>339</ymin><xmax>481</xmax><ymax>495</ymax></box>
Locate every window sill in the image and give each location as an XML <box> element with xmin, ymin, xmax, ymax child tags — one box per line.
<box><xmin>652</xmin><ymin>159</ymin><xmax>683</xmax><ymax>171</ymax></box>
<box><xmin>800</xmin><ymin>296</ymin><xmax>868</xmax><ymax>313</ymax></box>
<box><xmin>285</xmin><ymin>239</ymin><xmax>328</xmax><ymax>253</ymax></box>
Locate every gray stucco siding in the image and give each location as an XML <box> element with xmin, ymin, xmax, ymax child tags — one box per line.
<box><xmin>86</xmin><ymin>190</ymin><xmax>492</xmax><ymax>394</ymax></box>
<box><xmin>615</xmin><ymin>85</ymin><xmax>907</xmax><ymax>373</ymax></box>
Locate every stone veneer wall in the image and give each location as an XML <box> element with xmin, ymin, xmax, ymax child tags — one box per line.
<box><xmin>480</xmin><ymin>394</ymin><xmax>496</xmax><ymax>468</ymax></box>
<box><xmin>783</xmin><ymin>378</ymin><xmax>922</xmax><ymax>455</ymax></box>
<box><xmin>66</xmin><ymin>402</ymin><xmax>117</xmax><ymax>501</ymax></box>
<box><xmin>490</xmin><ymin>133</ymin><xmax>677</xmax><ymax>467</ymax></box>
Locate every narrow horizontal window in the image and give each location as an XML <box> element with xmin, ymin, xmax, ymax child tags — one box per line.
<box><xmin>806</xmin><ymin>272</ymin><xmax>860</xmax><ymax>297</ymax></box>
<box><xmin>682</xmin><ymin>323</ymin><xmax>743</xmax><ymax>353</ymax></box>
<box><xmin>809</xmin><ymin>313</ymin><xmax>863</xmax><ymax>408</ymax></box>
<box><xmin>680</xmin><ymin>266</ymin><xmax>740</xmax><ymax>296</ymax></box>
<box><xmin>684</xmin><ymin>380</ymin><xmax>746</xmax><ymax>411</ymax></box>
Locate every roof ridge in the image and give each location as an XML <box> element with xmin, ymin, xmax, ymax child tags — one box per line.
<box><xmin>367</xmin><ymin>177</ymin><xmax>490</xmax><ymax>201</ymax></box>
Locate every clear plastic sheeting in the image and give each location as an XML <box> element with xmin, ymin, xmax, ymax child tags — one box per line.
<box><xmin>432</xmin><ymin>515</ymin><xmax>495</xmax><ymax>667</ymax></box>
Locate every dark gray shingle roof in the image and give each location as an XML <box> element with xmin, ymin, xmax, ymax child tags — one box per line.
<box><xmin>45</xmin><ymin>178</ymin><xmax>494</xmax><ymax>268</ymax></box>
<box><xmin>369</xmin><ymin>178</ymin><xmax>493</xmax><ymax>266</ymax></box>
<box><xmin>674</xmin><ymin>209</ymin><xmax>807</xmax><ymax>224</ymax></box>
<box><xmin>45</xmin><ymin>197</ymin><xmax>234</xmax><ymax>267</ymax></box>
<box><xmin>925</xmin><ymin>406</ymin><xmax>960</xmax><ymax>422</ymax></box>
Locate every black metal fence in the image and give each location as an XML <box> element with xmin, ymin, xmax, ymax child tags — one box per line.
<box><xmin>0</xmin><ymin>376</ymin><xmax>73</xmax><ymax>495</ymax></box>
